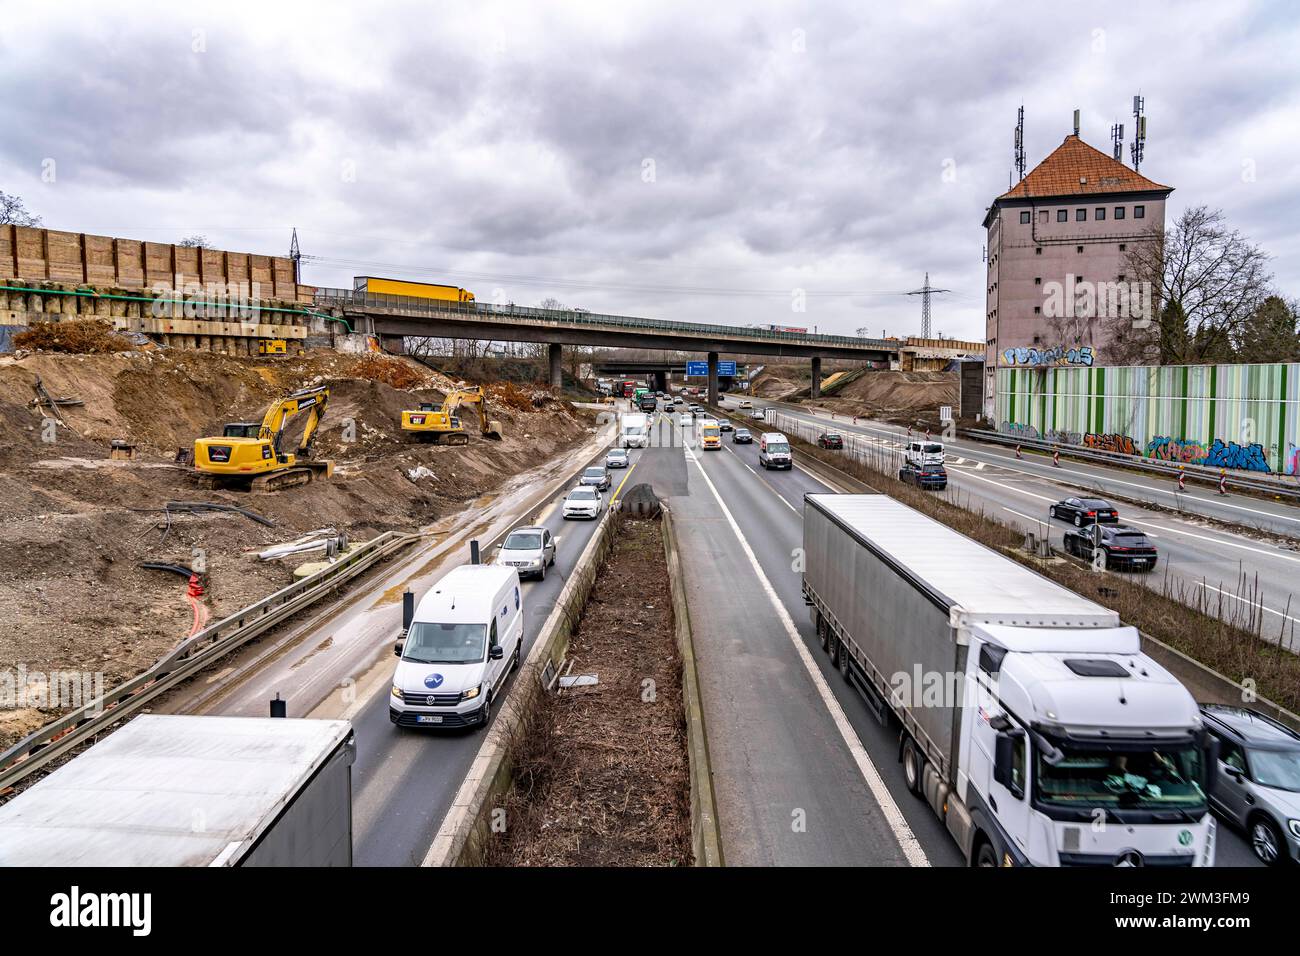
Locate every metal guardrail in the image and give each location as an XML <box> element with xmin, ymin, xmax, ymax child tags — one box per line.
<box><xmin>312</xmin><ymin>288</ymin><xmax>895</xmax><ymax>351</ymax></box>
<box><xmin>0</xmin><ymin>530</ymin><xmax>422</xmax><ymax>792</ymax></box>
<box><xmin>962</xmin><ymin>429</ymin><xmax>1300</xmax><ymax>501</ymax></box>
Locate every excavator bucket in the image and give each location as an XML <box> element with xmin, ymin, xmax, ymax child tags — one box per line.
<box><xmin>485</xmin><ymin>419</ymin><xmax>504</xmax><ymax>440</ymax></box>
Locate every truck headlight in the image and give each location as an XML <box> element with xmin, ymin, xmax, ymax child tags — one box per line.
<box><xmin>461</xmin><ymin>684</ymin><xmax>482</xmax><ymax>701</ymax></box>
<box><xmin>391</xmin><ymin>684</ymin><xmax>403</xmax><ymax>699</ymax></box>
<box><xmin>1289</xmin><ymin>819</ymin><xmax>1300</xmax><ymax>840</ymax></box>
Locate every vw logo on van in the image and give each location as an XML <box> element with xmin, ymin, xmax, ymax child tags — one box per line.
<box><xmin>424</xmin><ymin>673</ymin><xmax>444</xmax><ymax>689</ymax></box>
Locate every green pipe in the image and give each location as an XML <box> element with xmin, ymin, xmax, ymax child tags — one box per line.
<box><xmin>1</xmin><ymin>283</ymin><xmax>353</xmax><ymax>332</ymax></box>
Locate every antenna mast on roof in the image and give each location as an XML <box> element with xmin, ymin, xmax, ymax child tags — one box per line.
<box><xmin>1014</xmin><ymin>105</ymin><xmax>1026</xmax><ymax>181</ymax></box>
<box><xmin>1130</xmin><ymin>95</ymin><xmax>1147</xmax><ymax>171</ymax></box>
<box><xmin>1072</xmin><ymin>109</ymin><xmax>1080</xmax><ymax>136</ymax></box>
<box><xmin>905</xmin><ymin>273</ymin><xmax>952</xmax><ymax>339</ymax></box>
<box><xmin>1111</xmin><ymin>122</ymin><xmax>1125</xmax><ymax>162</ymax></box>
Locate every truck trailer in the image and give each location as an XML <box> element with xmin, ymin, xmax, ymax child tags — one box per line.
<box><xmin>353</xmin><ymin>276</ymin><xmax>475</xmax><ymax>302</ymax></box>
<box><xmin>802</xmin><ymin>494</ymin><xmax>1215</xmax><ymax>867</ymax></box>
<box><xmin>0</xmin><ymin>715</ymin><xmax>355</xmax><ymax>867</ymax></box>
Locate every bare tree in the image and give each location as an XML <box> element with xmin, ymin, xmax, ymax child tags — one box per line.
<box><xmin>0</xmin><ymin>191</ymin><xmax>41</xmax><ymax>226</ymax></box>
<box><xmin>178</xmin><ymin>235</ymin><xmax>210</xmax><ymax>248</ymax></box>
<box><xmin>1125</xmin><ymin>206</ymin><xmax>1273</xmax><ymax>364</ymax></box>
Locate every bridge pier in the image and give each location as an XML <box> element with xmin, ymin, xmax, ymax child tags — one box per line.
<box><xmin>548</xmin><ymin>342</ymin><xmax>563</xmax><ymax>390</ymax></box>
<box><xmin>810</xmin><ymin>356</ymin><xmax>822</xmax><ymax>399</ymax></box>
<box><xmin>653</xmin><ymin>370</ymin><xmax>667</xmax><ymax>392</ymax></box>
<box><xmin>707</xmin><ymin>351</ymin><xmax>719</xmax><ymax>407</ymax></box>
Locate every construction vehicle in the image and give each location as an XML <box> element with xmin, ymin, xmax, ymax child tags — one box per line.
<box><xmin>194</xmin><ymin>385</ymin><xmax>334</xmax><ymax>491</ymax></box>
<box><xmin>258</xmin><ymin>339</ymin><xmax>288</xmax><ymax>355</ymax></box>
<box><xmin>401</xmin><ymin>386</ymin><xmax>503</xmax><ymax>445</ymax></box>
<box><xmin>353</xmin><ymin>276</ymin><xmax>475</xmax><ymax>303</ymax></box>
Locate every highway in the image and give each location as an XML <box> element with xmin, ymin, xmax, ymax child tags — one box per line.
<box><xmin>744</xmin><ymin>398</ymin><xmax>1300</xmax><ymax>648</ymax></box>
<box><xmin>157</xmin><ymin>399</ymin><xmax>1265</xmax><ymax>866</ymax></box>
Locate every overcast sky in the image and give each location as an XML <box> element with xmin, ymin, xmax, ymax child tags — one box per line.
<box><xmin>2</xmin><ymin>0</ymin><xmax>1297</xmax><ymax>340</ymax></box>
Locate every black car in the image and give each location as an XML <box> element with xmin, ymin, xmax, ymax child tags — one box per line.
<box><xmin>717</xmin><ymin>419</ymin><xmax>734</xmax><ymax>432</ymax></box>
<box><xmin>732</xmin><ymin>428</ymin><xmax>753</xmax><ymax>444</ymax></box>
<box><xmin>898</xmin><ymin>462</ymin><xmax>947</xmax><ymax>490</ymax></box>
<box><xmin>817</xmin><ymin>432</ymin><xmax>844</xmax><ymax>450</ymax></box>
<box><xmin>1050</xmin><ymin>496</ymin><xmax>1119</xmax><ymax>526</ymax></box>
<box><xmin>1062</xmin><ymin>523</ymin><xmax>1157</xmax><ymax>571</ymax></box>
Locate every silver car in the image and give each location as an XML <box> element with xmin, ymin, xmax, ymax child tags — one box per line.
<box><xmin>579</xmin><ymin>465</ymin><xmax>611</xmax><ymax>491</ymax></box>
<box><xmin>495</xmin><ymin>526</ymin><xmax>556</xmax><ymax>580</ymax></box>
<box><xmin>1202</xmin><ymin>705</ymin><xmax>1300</xmax><ymax>865</ymax></box>
<box><xmin>605</xmin><ymin>448</ymin><xmax>629</xmax><ymax>469</ymax></box>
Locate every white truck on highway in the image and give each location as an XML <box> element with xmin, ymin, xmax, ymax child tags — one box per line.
<box><xmin>803</xmin><ymin>494</ymin><xmax>1216</xmax><ymax>867</ymax></box>
<box><xmin>0</xmin><ymin>715</ymin><xmax>355</xmax><ymax>866</ymax></box>
<box><xmin>620</xmin><ymin>411</ymin><xmax>650</xmax><ymax>448</ymax></box>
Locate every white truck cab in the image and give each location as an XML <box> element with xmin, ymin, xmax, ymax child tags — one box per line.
<box><xmin>620</xmin><ymin>412</ymin><xmax>650</xmax><ymax>448</ymax></box>
<box><xmin>390</xmin><ymin>564</ymin><xmax>523</xmax><ymax>730</ymax></box>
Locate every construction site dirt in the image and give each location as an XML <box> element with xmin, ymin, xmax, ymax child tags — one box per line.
<box><xmin>0</xmin><ymin>347</ymin><xmax>595</xmax><ymax>748</ymax></box>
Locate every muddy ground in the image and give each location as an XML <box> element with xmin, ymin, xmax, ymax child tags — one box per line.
<box><xmin>0</xmin><ymin>347</ymin><xmax>594</xmax><ymax>748</ymax></box>
<box><xmin>485</xmin><ymin>516</ymin><xmax>691</xmax><ymax>866</ymax></box>
<box><xmin>751</xmin><ymin>364</ymin><xmax>957</xmax><ymax>429</ymax></box>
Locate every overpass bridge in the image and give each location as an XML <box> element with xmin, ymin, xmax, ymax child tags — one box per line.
<box><xmin>591</xmin><ymin>359</ymin><xmax>750</xmax><ymax>393</ymax></box>
<box><xmin>313</xmin><ymin>288</ymin><xmax>895</xmax><ymax>403</ymax></box>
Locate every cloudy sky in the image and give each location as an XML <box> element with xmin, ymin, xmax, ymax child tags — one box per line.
<box><xmin>2</xmin><ymin>0</ymin><xmax>1297</xmax><ymax>341</ymax></box>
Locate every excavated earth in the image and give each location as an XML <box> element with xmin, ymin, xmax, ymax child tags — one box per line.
<box><xmin>0</xmin><ymin>347</ymin><xmax>594</xmax><ymax>748</ymax></box>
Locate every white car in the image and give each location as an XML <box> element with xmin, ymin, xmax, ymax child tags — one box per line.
<box><xmin>390</xmin><ymin>565</ymin><xmax>523</xmax><ymax>730</ymax></box>
<box><xmin>677</xmin><ymin>412</ymin><xmax>692</xmax><ymax>427</ymax></box>
<box><xmin>739</xmin><ymin>400</ymin><xmax>753</xmax><ymax>409</ymax></box>
<box><xmin>495</xmin><ymin>526</ymin><xmax>556</xmax><ymax>580</ymax></box>
<box><xmin>562</xmin><ymin>485</ymin><xmax>603</xmax><ymax>519</ymax></box>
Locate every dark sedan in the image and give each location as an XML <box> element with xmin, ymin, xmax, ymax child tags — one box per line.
<box><xmin>732</xmin><ymin>428</ymin><xmax>753</xmax><ymax>444</ymax></box>
<box><xmin>898</xmin><ymin>462</ymin><xmax>947</xmax><ymax>490</ymax></box>
<box><xmin>717</xmin><ymin>419</ymin><xmax>734</xmax><ymax>432</ymax></box>
<box><xmin>1062</xmin><ymin>524</ymin><xmax>1157</xmax><ymax>571</ymax></box>
<box><xmin>1050</xmin><ymin>496</ymin><xmax>1119</xmax><ymax>526</ymax></box>
<box><xmin>817</xmin><ymin>432</ymin><xmax>844</xmax><ymax>450</ymax></box>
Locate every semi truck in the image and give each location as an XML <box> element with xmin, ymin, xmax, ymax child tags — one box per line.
<box><xmin>0</xmin><ymin>715</ymin><xmax>356</xmax><ymax>866</ymax></box>
<box><xmin>353</xmin><ymin>276</ymin><xmax>475</xmax><ymax>302</ymax></box>
<box><xmin>802</xmin><ymin>494</ymin><xmax>1216</xmax><ymax>867</ymax></box>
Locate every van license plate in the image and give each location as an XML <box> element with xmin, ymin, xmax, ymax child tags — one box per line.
<box><xmin>416</xmin><ymin>715</ymin><xmax>443</xmax><ymax>724</ymax></box>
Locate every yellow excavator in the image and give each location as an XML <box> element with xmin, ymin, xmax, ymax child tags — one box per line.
<box><xmin>194</xmin><ymin>385</ymin><xmax>335</xmax><ymax>491</ymax></box>
<box><xmin>401</xmin><ymin>386</ymin><xmax>503</xmax><ymax>445</ymax></box>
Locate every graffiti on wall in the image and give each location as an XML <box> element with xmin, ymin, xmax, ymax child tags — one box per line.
<box><xmin>1083</xmin><ymin>432</ymin><xmax>1137</xmax><ymax>455</ymax></box>
<box><xmin>1002</xmin><ymin>345</ymin><xmax>1095</xmax><ymax>368</ymax></box>
<box><xmin>1201</xmin><ymin>438</ymin><xmax>1271</xmax><ymax>473</ymax></box>
<box><xmin>1146</xmin><ymin>436</ymin><xmax>1209</xmax><ymax>464</ymax></box>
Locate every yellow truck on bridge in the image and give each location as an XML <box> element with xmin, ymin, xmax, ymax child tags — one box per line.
<box><xmin>353</xmin><ymin>276</ymin><xmax>475</xmax><ymax>302</ymax></box>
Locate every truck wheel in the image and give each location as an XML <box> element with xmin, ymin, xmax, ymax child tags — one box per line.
<box><xmin>975</xmin><ymin>839</ymin><xmax>1000</xmax><ymax>868</ymax></box>
<box><xmin>829</xmin><ymin>634</ymin><xmax>841</xmax><ymax>667</ymax></box>
<box><xmin>901</xmin><ymin>737</ymin><xmax>925</xmax><ymax>798</ymax></box>
<box><xmin>838</xmin><ymin>640</ymin><xmax>851</xmax><ymax>681</ymax></box>
<box><xmin>816</xmin><ymin>614</ymin><xmax>829</xmax><ymax>651</ymax></box>
<box><xmin>478</xmin><ymin>689</ymin><xmax>492</xmax><ymax>730</ymax></box>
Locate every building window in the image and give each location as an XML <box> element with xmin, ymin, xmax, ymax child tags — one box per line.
<box><xmin>1034</xmin><ymin>277</ymin><xmax>1041</xmax><ymax>285</ymax></box>
<box><xmin>1118</xmin><ymin>274</ymin><xmax>1126</xmax><ymax>282</ymax></box>
<box><xmin>1077</xmin><ymin>246</ymin><xmax>1084</xmax><ymax>253</ymax></box>
<box><xmin>1035</xmin><ymin>247</ymin><xmax>1043</xmax><ymax>255</ymax></box>
<box><xmin>1019</xmin><ymin>211</ymin><xmax>1031</xmax><ymax>224</ymax></box>
<box><xmin>1119</xmin><ymin>243</ymin><xmax>1126</xmax><ymax>251</ymax></box>
<box><xmin>1033</xmin><ymin>306</ymin><xmax>1041</xmax><ymax>314</ymax></box>
<box><xmin>1114</xmin><ymin>206</ymin><xmax>1125</xmax><ymax>219</ymax></box>
<box><xmin>1095</xmin><ymin>207</ymin><xmax>1106</xmax><ymax>220</ymax></box>
<box><xmin>1038</xmin><ymin>211</ymin><xmax>1049</xmax><ymax>224</ymax></box>
<box><xmin>1057</xmin><ymin>209</ymin><xmax>1068</xmax><ymax>222</ymax></box>
<box><xmin>1134</xmin><ymin>205</ymin><xmax>1145</xmax><ymax>218</ymax></box>
<box><xmin>1076</xmin><ymin>208</ymin><xmax>1087</xmax><ymax>221</ymax></box>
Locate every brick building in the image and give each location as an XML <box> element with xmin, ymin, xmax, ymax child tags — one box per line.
<box><xmin>981</xmin><ymin>133</ymin><xmax>1172</xmax><ymax>415</ymax></box>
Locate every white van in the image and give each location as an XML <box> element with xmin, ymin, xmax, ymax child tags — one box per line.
<box><xmin>905</xmin><ymin>439</ymin><xmax>945</xmax><ymax>468</ymax></box>
<box><xmin>620</xmin><ymin>412</ymin><xmax>650</xmax><ymax>448</ymax></box>
<box><xmin>758</xmin><ymin>432</ymin><xmax>792</xmax><ymax>470</ymax></box>
<box><xmin>389</xmin><ymin>564</ymin><xmax>523</xmax><ymax>730</ymax></box>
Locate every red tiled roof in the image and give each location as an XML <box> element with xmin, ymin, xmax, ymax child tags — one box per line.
<box><xmin>998</xmin><ymin>134</ymin><xmax>1171</xmax><ymax>200</ymax></box>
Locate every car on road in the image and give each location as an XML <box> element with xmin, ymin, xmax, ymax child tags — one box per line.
<box><xmin>562</xmin><ymin>485</ymin><xmax>603</xmax><ymax>520</ymax></box>
<box><xmin>816</xmin><ymin>432</ymin><xmax>844</xmax><ymax>450</ymax></box>
<box><xmin>677</xmin><ymin>412</ymin><xmax>692</xmax><ymax>427</ymax></box>
<box><xmin>605</xmin><ymin>448</ymin><xmax>629</xmax><ymax>469</ymax></box>
<box><xmin>1050</xmin><ymin>496</ymin><xmax>1120</xmax><ymax>526</ymax></box>
<box><xmin>579</xmin><ymin>465</ymin><xmax>611</xmax><ymax>491</ymax></box>
<box><xmin>732</xmin><ymin>427</ymin><xmax>753</xmax><ymax>444</ymax></box>
<box><xmin>671</xmin><ymin>396</ymin><xmax>684</xmax><ymax>405</ymax></box>
<box><xmin>750</xmin><ymin>409</ymin><xmax>765</xmax><ymax>421</ymax></box>
<box><xmin>717</xmin><ymin>419</ymin><xmax>733</xmax><ymax>432</ymax></box>
<box><xmin>495</xmin><ymin>526</ymin><xmax>556</xmax><ymax>580</ymax></box>
<box><xmin>759</xmin><ymin>432</ymin><xmax>792</xmax><ymax>470</ymax></box>
<box><xmin>688</xmin><ymin>404</ymin><xmax>703</xmax><ymax>416</ymax></box>
<box><xmin>897</xmin><ymin>462</ymin><xmax>947</xmax><ymax>490</ymax></box>
<box><xmin>1201</xmin><ymin>705</ymin><xmax>1300</xmax><ymax>866</ymax></box>
<box><xmin>1061</xmin><ymin>523</ymin><xmax>1157</xmax><ymax>571</ymax></box>
<box><xmin>739</xmin><ymin>400</ymin><xmax>753</xmax><ymax>409</ymax></box>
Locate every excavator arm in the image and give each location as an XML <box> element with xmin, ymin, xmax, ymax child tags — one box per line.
<box><xmin>444</xmin><ymin>387</ymin><xmax>502</xmax><ymax>439</ymax></box>
<box><xmin>259</xmin><ymin>386</ymin><xmax>330</xmax><ymax>457</ymax></box>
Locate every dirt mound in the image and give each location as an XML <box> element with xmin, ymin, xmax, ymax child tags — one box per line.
<box><xmin>0</xmin><ymin>347</ymin><xmax>596</xmax><ymax>748</ymax></box>
<box><xmin>13</xmin><ymin>319</ymin><xmax>133</xmax><ymax>354</ymax></box>
<box><xmin>807</xmin><ymin>370</ymin><xmax>957</xmax><ymax>428</ymax></box>
<box><xmin>750</xmin><ymin>365</ymin><xmax>808</xmax><ymax>399</ymax></box>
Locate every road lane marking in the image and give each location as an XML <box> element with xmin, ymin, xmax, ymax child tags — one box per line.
<box><xmin>1121</xmin><ymin>519</ymin><xmax>1300</xmax><ymax>564</ymax></box>
<box><xmin>719</xmin><ymin>444</ymin><xmax>798</xmax><ymax>514</ymax></box>
<box><xmin>1003</xmin><ymin>507</ymin><xmax>1050</xmax><ymax>525</ymax></box>
<box><xmin>610</xmin><ymin>461</ymin><xmax>638</xmax><ymax>504</ymax></box>
<box><xmin>684</xmin><ymin>445</ymin><xmax>929</xmax><ymax>867</ymax></box>
<box><xmin>1192</xmin><ymin>582</ymin><xmax>1300</xmax><ymax>628</ymax></box>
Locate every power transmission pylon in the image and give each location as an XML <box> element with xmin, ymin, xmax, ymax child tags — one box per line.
<box><xmin>905</xmin><ymin>273</ymin><xmax>951</xmax><ymax>338</ymax></box>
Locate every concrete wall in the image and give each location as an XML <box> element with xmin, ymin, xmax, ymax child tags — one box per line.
<box><xmin>0</xmin><ymin>225</ymin><xmax>312</xmax><ymax>302</ymax></box>
<box><xmin>995</xmin><ymin>362</ymin><xmax>1300</xmax><ymax>475</ymax></box>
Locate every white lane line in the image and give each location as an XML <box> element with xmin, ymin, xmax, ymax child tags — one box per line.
<box><xmin>684</xmin><ymin>445</ymin><xmax>929</xmax><ymax>867</ymax></box>
<box><xmin>1003</xmin><ymin>507</ymin><xmax>1049</xmax><ymax>525</ymax></box>
<box><xmin>1122</xmin><ymin>519</ymin><xmax>1300</xmax><ymax>564</ymax></box>
<box><xmin>1192</xmin><ymin>582</ymin><xmax>1300</xmax><ymax>627</ymax></box>
<box><xmin>718</xmin><ymin>444</ymin><xmax>799</xmax><ymax>514</ymax></box>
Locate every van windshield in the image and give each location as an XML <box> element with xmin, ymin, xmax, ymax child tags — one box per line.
<box><xmin>404</xmin><ymin>622</ymin><xmax>487</xmax><ymax>664</ymax></box>
<box><xmin>923</xmin><ymin>444</ymin><xmax>943</xmax><ymax>454</ymax></box>
<box><xmin>767</xmin><ymin>442</ymin><xmax>790</xmax><ymax>454</ymax></box>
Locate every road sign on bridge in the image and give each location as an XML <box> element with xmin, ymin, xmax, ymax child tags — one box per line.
<box><xmin>686</xmin><ymin>360</ymin><xmax>737</xmax><ymax>376</ymax></box>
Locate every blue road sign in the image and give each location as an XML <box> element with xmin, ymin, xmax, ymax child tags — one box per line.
<box><xmin>718</xmin><ymin>361</ymin><xmax>737</xmax><ymax>376</ymax></box>
<box><xmin>685</xmin><ymin>361</ymin><xmax>708</xmax><ymax>376</ymax></box>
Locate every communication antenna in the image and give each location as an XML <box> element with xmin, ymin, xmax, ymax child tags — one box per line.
<box><xmin>1072</xmin><ymin>109</ymin><xmax>1080</xmax><ymax>136</ymax></box>
<box><xmin>289</xmin><ymin>227</ymin><xmax>302</xmax><ymax>284</ymax></box>
<box><xmin>905</xmin><ymin>272</ymin><xmax>952</xmax><ymax>339</ymax></box>
<box><xmin>1111</xmin><ymin>122</ymin><xmax>1125</xmax><ymax>162</ymax></box>
<box><xmin>1130</xmin><ymin>95</ymin><xmax>1147</xmax><ymax>171</ymax></box>
<box><xmin>1014</xmin><ymin>105</ymin><xmax>1026</xmax><ymax>181</ymax></box>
